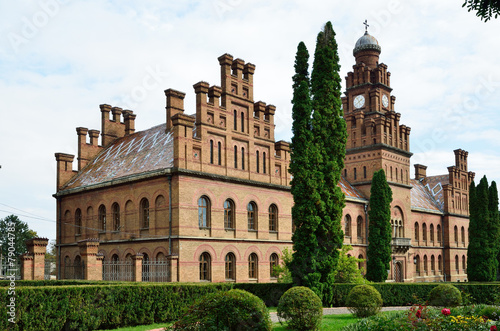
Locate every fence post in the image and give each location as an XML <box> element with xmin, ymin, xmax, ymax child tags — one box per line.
<box><xmin>78</xmin><ymin>238</ymin><xmax>101</xmax><ymax>280</ymax></box>
<box><xmin>20</xmin><ymin>254</ymin><xmax>34</xmax><ymax>280</ymax></box>
<box><xmin>25</xmin><ymin>238</ymin><xmax>49</xmax><ymax>280</ymax></box>
<box><xmin>168</xmin><ymin>254</ymin><xmax>179</xmax><ymax>282</ymax></box>
<box><xmin>132</xmin><ymin>254</ymin><xmax>143</xmax><ymax>282</ymax></box>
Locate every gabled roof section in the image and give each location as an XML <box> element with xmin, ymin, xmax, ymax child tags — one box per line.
<box><xmin>410</xmin><ymin>178</ymin><xmax>443</xmax><ymax>213</ymax></box>
<box><xmin>63</xmin><ymin>124</ymin><xmax>173</xmax><ymax>190</ymax></box>
<box><xmin>339</xmin><ymin>176</ymin><xmax>367</xmax><ymax>202</ymax></box>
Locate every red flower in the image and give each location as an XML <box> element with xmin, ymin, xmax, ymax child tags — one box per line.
<box><xmin>491</xmin><ymin>326</ymin><xmax>497</xmax><ymax>331</ymax></box>
<box><xmin>416</xmin><ymin>309</ymin><xmax>422</xmax><ymax>318</ymax></box>
<box><xmin>441</xmin><ymin>308</ymin><xmax>451</xmax><ymax>316</ymax></box>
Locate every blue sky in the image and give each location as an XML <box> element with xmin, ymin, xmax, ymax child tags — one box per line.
<box><xmin>1</xmin><ymin>0</ymin><xmax>500</xmax><ymax>241</ymax></box>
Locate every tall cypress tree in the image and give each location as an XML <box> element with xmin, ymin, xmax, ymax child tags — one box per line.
<box><xmin>366</xmin><ymin>169</ymin><xmax>393</xmax><ymax>282</ymax></box>
<box><xmin>467</xmin><ymin>176</ymin><xmax>495</xmax><ymax>281</ymax></box>
<box><xmin>489</xmin><ymin>181</ymin><xmax>500</xmax><ymax>279</ymax></box>
<box><xmin>289</xmin><ymin>22</ymin><xmax>346</xmax><ymax>300</ymax></box>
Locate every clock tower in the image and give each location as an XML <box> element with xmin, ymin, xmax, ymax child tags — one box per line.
<box><xmin>341</xmin><ymin>27</ymin><xmax>412</xmax><ymax>200</ymax></box>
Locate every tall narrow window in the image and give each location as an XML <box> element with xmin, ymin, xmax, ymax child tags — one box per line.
<box><xmin>363</xmin><ymin>166</ymin><xmax>367</xmax><ymax>179</ymax></box>
<box><xmin>249</xmin><ymin>253</ymin><xmax>258</xmax><ymax>279</ymax></box>
<box><xmin>225</xmin><ymin>253</ymin><xmax>236</xmax><ymax>281</ymax></box>
<box><xmin>218</xmin><ymin>142</ymin><xmax>221</xmax><ymax>165</ymax></box>
<box><xmin>256</xmin><ymin>151</ymin><xmax>260</xmax><ymax>173</ymax></box>
<box><xmin>269</xmin><ymin>204</ymin><xmax>278</xmax><ymax>232</ymax></box>
<box><xmin>210</xmin><ymin>140</ymin><xmax>214</xmax><ymax>164</ymax></box>
<box><xmin>437</xmin><ymin>224</ymin><xmax>442</xmax><ymax>243</ymax></box>
<box><xmin>241</xmin><ymin>147</ymin><xmax>245</xmax><ymax>170</ymax></box>
<box><xmin>75</xmin><ymin>209</ymin><xmax>82</xmax><ymax>235</ymax></box>
<box><xmin>200</xmin><ymin>252</ymin><xmax>211</xmax><ymax>281</ymax></box>
<box><xmin>344</xmin><ymin>215</ymin><xmax>351</xmax><ymax>237</ymax></box>
<box><xmin>140</xmin><ymin>198</ymin><xmax>150</xmax><ymax>229</ymax></box>
<box><xmin>247</xmin><ymin>202</ymin><xmax>256</xmax><ymax>230</ymax></box>
<box><xmin>112</xmin><ymin>203</ymin><xmax>120</xmax><ymax>231</ymax></box>
<box><xmin>357</xmin><ymin>216</ymin><xmax>363</xmax><ymax>240</ymax></box>
<box><xmin>414</xmin><ymin>222</ymin><xmax>419</xmax><ymax>241</ymax></box>
<box><xmin>198</xmin><ymin>196</ymin><xmax>210</xmax><ymax>228</ymax></box>
<box><xmin>241</xmin><ymin>112</ymin><xmax>244</xmax><ymax>132</ymax></box>
<box><xmin>424</xmin><ymin>255</ymin><xmax>428</xmax><ymax>274</ymax></box>
<box><xmin>431</xmin><ymin>255</ymin><xmax>435</xmax><ymax>274</ymax></box>
<box><xmin>263</xmin><ymin>152</ymin><xmax>266</xmax><ymax>174</ymax></box>
<box><xmin>430</xmin><ymin>224</ymin><xmax>434</xmax><ymax>242</ymax></box>
<box><xmin>454</xmin><ymin>225</ymin><xmax>458</xmax><ymax>243</ymax></box>
<box><xmin>401</xmin><ymin>169</ymin><xmax>403</xmax><ymax>182</ymax></box>
<box><xmin>415</xmin><ymin>255</ymin><xmax>420</xmax><ymax>275</ymax></box>
<box><xmin>224</xmin><ymin>199</ymin><xmax>235</xmax><ymax>229</ymax></box>
<box><xmin>354</xmin><ymin>168</ymin><xmax>357</xmax><ymax>180</ymax></box>
<box><xmin>234</xmin><ymin>146</ymin><xmax>238</xmax><ymax>168</ymax></box>
<box><xmin>270</xmin><ymin>253</ymin><xmax>279</xmax><ymax>278</ymax></box>
<box><xmin>98</xmin><ymin>205</ymin><xmax>106</xmax><ymax>232</ymax></box>
<box><xmin>234</xmin><ymin>110</ymin><xmax>237</xmax><ymax>130</ymax></box>
<box><xmin>438</xmin><ymin>255</ymin><xmax>442</xmax><ymax>273</ymax></box>
<box><xmin>455</xmin><ymin>255</ymin><xmax>459</xmax><ymax>271</ymax></box>
<box><xmin>422</xmin><ymin>223</ymin><xmax>427</xmax><ymax>241</ymax></box>
<box><xmin>462</xmin><ymin>255</ymin><xmax>466</xmax><ymax>271</ymax></box>
<box><xmin>461</xmin><ymin>226</ymin><xmax>465</xmax><ymax>243</ymax></box>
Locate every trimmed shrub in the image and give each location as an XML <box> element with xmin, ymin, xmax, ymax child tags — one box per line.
<box><xmin>429</xmin><ymin>284</ymin><xmax>462</xmax><ymax>307</ymax></box>
<box><xmin>277</xmin><ymin>286</ymin><xmax>323</xmax><ymax>331</ymax></box>
<box><xmin>170</xmin><ymin>289</ymin><xmax>271</xmax><ymax>331</ymax></box>
<box><xmin>479</xmin><ymin>306</ymin><xmax>500</xmax><ymax>320</ymax></box>
<box><xmin>346</xmin><ymin>284</ymin><xmax>383</xmax><ymax>317</ymax></box>
<box><xmin>233</xmin><ymin>282</ymin><xmax>292</xmax><ymax>307</ymax></box>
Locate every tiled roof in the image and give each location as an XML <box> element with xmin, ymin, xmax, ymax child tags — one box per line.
<box><xmin>424</xmin><ymin>175</ymin><xmax>449</xmax><ymax>211</ymax></box>
<box><xmin>410</xmin><ymin>178</ymin><xmax>443</xmax><ymax>212</ymax></box>
<box><xmin>339</xmin><ymin>176</ymin><xmax>366</xmax><ymax>201</ymax></box>
<box><xmin>64</xmin><ymin>124</ymin><xmax>174</xmax><ymax>190</ymax></box>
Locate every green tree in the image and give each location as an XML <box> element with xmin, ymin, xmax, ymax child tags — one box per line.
<box><xmin>334</xmin><ymin>245</ymin><xmax>367</xmax><ymax>284</ymax></box>
<box><xmin>0</xmin><ymin>215</ymin><xmax>38</xmax><ymax>262</ymax></box>
<box><xmin>463</xmin><ymin>0</ymin><xmax>500</xmax><ymax>21</ymax></box>
<box><xmin>490</xmin><ymin>182</ymin><xmax>500</xmax><ymax>279</ymax></box>
<box><xmin>289</xmin><ymin>22</ymin><xmax>346</xmax><ymax>301</ymax></box>
<box><xmin>273</xmin><ymin>247</ymin><xmax>293</xmax><ymax>283</ymax></box>
<box><xmin>468</xmin><ymin>176</ymin><xmax>497</xmax><ymax>281</ymax></box>
<box><xmin>366</xmin><ymin>169</ymin><xmax>393</xmax><ymax>282</ymax></box>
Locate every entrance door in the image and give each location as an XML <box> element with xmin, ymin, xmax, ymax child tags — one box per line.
<box><xmin>394</xmin><ymin>262</ymin><xmax>403</xmax><ymax>282</ymax></box>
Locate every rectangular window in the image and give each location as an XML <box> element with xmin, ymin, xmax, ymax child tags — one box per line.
<box><xmin>256</xmin><ymin>151</ymin><xmax>260</xmax><ymax>173</ymax></box>
<box><xmin>234</xmin><ymin>146</ymin><xmax>238</xmax><ymax>168</ymax></box>
<box><xmin>210</xmin><ymin>140</ymin><xmax>214</xmax><ymax>164</ymax></box>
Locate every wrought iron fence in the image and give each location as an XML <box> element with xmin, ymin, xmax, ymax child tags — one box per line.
<box><xmin>0</xmin><ymin>262</ymin><xmax>21</xmax><ymax>280</ymax></box>
<box><xmin>142</xmin><ymin>259</ymin><xmax>170</xmax><ymax>282</ymax></box>
<box><xmin>64</xmin><ymin>261</ymin><xmax>85</xmax><ymax>280</ymax></box>
<box><xmin>102</xmin><ymin>260</ymin><xmax>133</xmax><ymax>281</ymax></box>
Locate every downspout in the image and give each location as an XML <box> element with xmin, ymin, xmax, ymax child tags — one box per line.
<box><xmin>168</xmin><ymin>174</ymin><xmax>172</xmax><ymax>255</ymax></box>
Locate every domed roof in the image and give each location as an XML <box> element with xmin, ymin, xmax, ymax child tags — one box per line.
<box><xmin>353</xmin><ymin>31</ymin><xmax>381</xmax><ymax>55</ymax></box>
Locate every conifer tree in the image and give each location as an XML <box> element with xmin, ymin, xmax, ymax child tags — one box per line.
<box><xmin>289</xmin><ymin>22</ymin><xmax>346</xmax><ymax>300</ymax></box>
<box><xmin>366</xmin><ymin>169</ymin><xmax>393</xmax><ymax>282</ymax></box>
<box><xmin>489</xmin><ymin>181</ymin><xmax>500</xmax><ymax>279</ymax></box>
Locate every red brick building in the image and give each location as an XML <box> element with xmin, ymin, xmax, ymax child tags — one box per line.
<box><xmin>54</xmin><ymin>31</ymin><xmax>474</xmax><ymax>283</ymax></box>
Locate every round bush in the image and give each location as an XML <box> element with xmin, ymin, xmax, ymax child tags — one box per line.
<box><xmin>277</xmin><ymin>286</ymin><xmax>323</xmax><ymax>330</ymax></box>
<box><xmin>479</xmin><ymin>306</ymin><xmax>500</xmax><ymax>320</ymax></box>
<box><xmin>346</xmin><ymin>284</ymin><xmax>383</xmax><ymax>318</ymax></box>
<box><xmin>428</xmin><ymin>284</ymin><xmax>462</xmax><ymax>307</ymax></box>
<box><xmin>170</xmin><ymin>289</ymin><xmax>271</xmax><ymax>330</ymax></box>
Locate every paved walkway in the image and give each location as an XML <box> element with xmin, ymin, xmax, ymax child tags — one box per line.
<box><xmin>147</xmin><ymin>306</ymin><xmax>410</xmax><ymax>330</ymax></box>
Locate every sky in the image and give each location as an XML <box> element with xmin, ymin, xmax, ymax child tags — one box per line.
<box><xmin>1</xmin><ymin>0</ymin><xmax>500</xmax><ymax>241</ymax></box>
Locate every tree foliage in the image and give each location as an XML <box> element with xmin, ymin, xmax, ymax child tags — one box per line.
<box><xmin>333</xmin><ymin>245</ymin><xmax>367</xmax><ymax>284</ymax></box>
<box><xmin>289</xmin><ymin>22</ymin><xmax>346</xmax><ymax>301</ymax></box>
<box><xmin>467</xmin><ymin>176</ymin><xmax>499</xmax><ymax>281</ymax></box>
<box><xmin>273</xmin><ymin>247</ymin><xmax>292</xmax><ymax>283</ymax></box>
<box><xmin>366</xmin><ymin>169</ymin><xmax>393</xmax><ymax>282</ymax></box>
<box><xmin>463</xmin><ymin>0</ymin><xmax>500</xmax><ymax>21</ymax></box>
<box><xmin>0</xmin><ymin>215</ymin><xmax>38</xmax><ymax>262</ymax></box>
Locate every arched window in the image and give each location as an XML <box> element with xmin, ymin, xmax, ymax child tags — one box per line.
<box><xmin>234</xmin><ymin>109</ymin><xmax>237</xmax><ymax>130</ymax></box>
<box><xmin>438</xmin><ymin>255</ymin><xmax>442</xmax><ymax>274</ymax></box>
<box><xmin>454</xmin><ymin>225</ymin><xmax>458</xmax><ymax>243</ymax></box>
<box><xmin>198</xmin><ymin>196</ymin><xmax>210</xmax><ymax>228</ymax></box>
<box><xmin>241</xmin><ymin>112</ymin><xmax>244</xmax><ymax>132</ymax></box>
<box><xmin>200</xmin><ymin>252</ymin><xmax>211</xmax><ymax>281</ymax></box>
<box><xmin>422</xmin><ymin>223</ymin><xmax>427</xmax><ymax>241</ymax></box>
<box><xmin>430</xmin><ymin>224</ymin><xmax>434</xmax><ymax>242</ymax></box>
<box><xmin>461</xmin><ymin>226</ymin><xmax>465</xmax><ymax>243</ymax></box>
<box><xmin>210</xmin><ymin>140</ymin><xmax>214</xmax><ymax>164</ymax></box>
<box><xmin>263</xmin><ymin>152</ymin><xmax>266</xmax><ymax>174</ymax></box>
<box><xmin>358</xmin><ymin>254</ymin><xmax>365</xmax><ymax>274</ymax></box>
<box><xmin>415</xmin><ymin>255</ymin><xmax>420</xmax><ymax>275</ymax></box>
<box><xmin>357</xmin><ymin>216</ymin><xmax>363</xmax><ymax>240</ymax></box>
<box><xmin>248</xmin><ymin>202</ymin><xmax>257</xmax><ymax>230</ymax></box>
<box><xmin>111</xmin><ymin>254</ymin><xmax>119</xmax><ymax>263</ymax></box>
<box><xmin>270</xmin><ymin>253</ymin><xmax>279</xmax><ymax>278</ymax></box>
<box><xmin>218</xmin><ymin>142</ymin><xmax>222</xmax><ymax>165</ymax></box>
<box><xmin>269</xmin><ymin>204</ymin><xmax>278</xmax><ymax>232</ymax></box>
<box><xmin>224</xmin><ymin>199</ymin><xmax>235</xmax><ymax>229</ymax></box>
<box><xmin>98</xmin><ymin>205</ymin><xmax>106</xmax><ymax>232</ymax></box>
<box><xmin>241</xmin><ymin>147</ymin><xmax>245</xmax><ymax>170</ymax></box>
<box><xmin>74</xmin><ymin>255</ymin><xmax>83</xmax><ymax>280</ymax></box>
<box><xmin>431</xmin><ymin>255</ymin><xmax>435</xmax><ymax>274</ymax></box>
<box><xmin>249</xmin><ymin>253</ymin><xmax>258</xmax><ymax>279</ymax></box>
<box><xmin>256</xmin><ymin>151</ymin><xmax>260</xmax><ymax>173</ymax></box>
<box><xmin>363</xmin><ymin>166</ymin><xmax>367</xmax><ymax>179</ymax></box>
<box><xmin>234</xmin><ymin>146</ymin><xmax>238</xmax><ymax>168</ymax></box>
<box><xmin>401</xmin><ymin>169</ymin><xmax>403</xmax><ymax>182</ymax></box>
<box><xmin>142</xmin><ymin>253</ymin><xmax>150</xmax><ymax>281</ymax></box>
<box><xmin>437</xmin><ymin>224</ymin><xmax>442</xmax><ymax>243</ymax></box>
<box><xmin>455</xmin><ymin>255</ymin><xmax>459</xmax><ymax>271</ymax></box>
<box><xmin>396</xmin><ymin>168</ymin><xmax>398</xmax><ymax>181</ymax></box>
<box><xmin>225</xmin><ymin>253</ymin><xmax>236</xmax><ymax>281</ymax></box>
<box><xmin>140</xmin><ymin>198</ymin><xmax>150</xmax><ymax>229</ymax></box>
<box><xmin>462</xmin><ymin>255</ymin><xmax>466</xmax><ymax>272</ymax></box>
<box><xmin>344</xmin><ymin>215</ymin><xmax>352</xmax><ymax>237</ymax></box>
<box><xmin>112</xmin><ymin>203</ymin><xmax>120</xmax><ymax>231</ymax></box>
<box><xmin>75</xmin><ymin>209</ymin><xmax>82</xmax><ymax>235</ymax></box>
<box><xmin>424</xmin><ymin>255</ymin><xmax>428</xmax><ymax>274</ymax></box>
<box><xmin>414</xmin><ymin>222</ymin><xmax>419</xmax><ymax>241</ymax></box>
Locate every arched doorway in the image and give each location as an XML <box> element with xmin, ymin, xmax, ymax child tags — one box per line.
<box><xmin>394</xmin><ymin>261</ymin><xmax>403</xmax><ymax>282</ymax></box>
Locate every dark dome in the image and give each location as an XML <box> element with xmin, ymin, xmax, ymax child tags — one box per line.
<box><xmin>353</xmin><ymin>31</ymin><xmax>381</xmax><ymax>55</ymax></box>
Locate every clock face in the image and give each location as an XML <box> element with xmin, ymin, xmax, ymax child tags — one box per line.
<box><xmin>353</xmin><ymin>95</ymin><xmax>365</xmax><ymax>109</ymax></box>
<box><xmin>382</xmin><ymin>95</ymin><xmax>389</xmax><ymax>108</ymax></box>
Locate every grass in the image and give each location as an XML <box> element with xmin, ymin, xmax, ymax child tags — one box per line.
<box><xmin>100</xmin><ymin>323</ymin><xmax>170</xmax><ymax>331</ymax></box>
